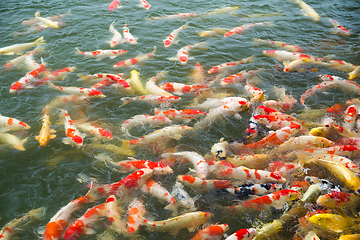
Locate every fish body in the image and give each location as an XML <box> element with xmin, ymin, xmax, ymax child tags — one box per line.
<box><xmin>49</xmin><ymin>83</ymin><xmax>105</xmax><ymax>98</ymax></box>
<box><xmin>254</xmin><ymin>38</ymin><xmax>302</xmax><ymax>52</ymax></box>
<box><xmin>155</xmin><ymin>109</ymin><xmax>206</xmax><ymax>121</ymax></box>
<box><xmin>144</xmin><ymin>211</ymin><xmax>212</xmax><ymax>235</ymax></box>
<box><xmin>108</xmin><ymin>20</ymin><xmax>123</xmax><ymax>47</ymax></box>
<box><xmin>159</xmin><ymin>82</ymin><xmax>209</xmax><ymax>96</ymax></box>
<box><xmin>208</xmin><ymin>56</ymin><xmax>254</xmax><ymax>74</ymax></box>
<box><xmin>139</xmin><ymin>0</ymin><xmax>151</xmax><ymax>10</ymax></box>
<box><xmin>36</xmin><ymin>67</ymin><xmax>76</xmax><ymax>86</ymax></box>
<box><xmin>171</xmin><ymin>181</ymin><xmax>197</xmax><ymax>211</ymax></box>
<box><xmin>308</xmin><ymin>213</ymin><xmax>351</xmax><ymax>233</ymax></box>
<box><xmin>120</xmin><ymin>95</ymin><xmax>180</xmax><ymax>107</ymax></box>
<box><xmin>198</xmin><ymin>28</ymin><xmax>228</xmax><ymax>37</ymax></box>
<box><xmin>149</xmin><ymin>12</ymin><xmax>197</xmax><ymax>20</ymax></box>
<box><xmin>169</xmin><ymin>42</ymin><xmax>207</xmax><ymax>65</ymax></box>
<box><xmin>128</xmin><ymin>70</ymin><xmax>147</xmax><ymax>95</ymax></box>
<box><xmin>121</xmin><ymin>114</ymin><xmax>172</xmax><ymax>136</ymax></box>
<box><xmin>75</xmin><ymin>122</ymin><xmax>113</xmax><ymax>141</ymax></box>
<box><xmin>191</xmin><ymin>62</ymin><xmax>205</xmax><ymax>83</ymax></box>
<box><xmin>35</xmin><ymin>12</ymin><xmax>59</xmax><ymax>28</ymax></box>
<box><xmin>164</xmin><ymin>22</ymin><xmax>188</xmax><ymax>48</ymax></box>
<box><xmin>224</xmin><ymin>228</ymin><xmax>257</xmax><ymax>240</ymax></box>
<box><xmin>224</xmin><ymin>22</ymin><xmax>272</xmax><ymax>37</ymax></box>
<box><xmin>0</xmin><ymin>36</ymin><xmax>45</xmax><ymax>55</ymax></box>
<box><xmin>112</xmin><ymin>158</ymin><xmax>173</xmax><ymax>175</ymax></box>
<box><xmin>0</xmin><ymin>114</ymin><xmax>30</xmax><ymax>132</ymax></box>
<box><xmin>276</xmin><ymin>136</ymin><xmax>334</xmax><ymax>152</ymax></box>
<box><xmin>35</xmin><ymin>107</ymin><xmax>56</xmax><ymax>146</ymax></box>
<box><xmin>289</xmin><ymin>0</ymin><xmax>320</xmax><ymax>22</ymax></box>
<box><xmin>220</xmin><ymin>70</ymin><xmax>259</xmax><ymax>86</ymax></box>
<box><xmin>60</xmin><ymin>109</ymin><xmax>85</xmax><ymax>147</ymax></box>
<box><xmin>126</xmin><ymin>198</ymin><xmax>146</xmax><ymax>233</ymax></box>
<box><xmin>226</xmin><ymin>183</ymin><xmax>284</xmax><ymax>199</ymax></box>
<box><xmin>122</xmin><ymin>25</ymin><xmax>137</xmax><ymax>45</ymax></box>
<box><xmin>75</xmin><ymin>48</ymin><xmax>127</xmax><ymax>60</ymax></box>
<box><xmin>46</xmin><ymin>95</ymin><xmax>89</xmax><ymax>111</ymax></box>
<box><xmin>300</xmin><ymin>81</ymin><xmax>336</xmax><ymax>106</ymax></box>
<box><xmin>104</xmin><ymin>195</ymin><xmax>127</xmax><ymax>234</ymax></box>
<box><xmin>178</xmin><ymin>175</ymin><xmax>233</xmax><ymax>190</ymax></box>
<box><xmin>113</xmin><ymin>46</ymin><xmax>156</xmax><ymax>68</ymax></box>
<box><xmin>263</xmin><ymin>50</ymin><xmax>327</xmax><ymax>65</ymax></box>
<box><xmin>108</xmin><ymin>0</ymin><xmax>122</xmax><ymax>11</ymax></box>
<box><xmin>191</xmin><ymin>224</ymin><xmax>229</xmax><ymax>240</ymax></box>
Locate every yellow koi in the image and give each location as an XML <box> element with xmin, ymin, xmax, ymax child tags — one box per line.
<box><xmin>35</xmin><ymin>107</ymin><xmax>56</xmax><ymax>146</ymax></box>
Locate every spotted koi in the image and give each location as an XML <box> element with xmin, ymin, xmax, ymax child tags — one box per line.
<box><xmin>111</xmin><ymin>157</ymin><xmax>173</xmax><ymax>175</ymax></box>
<box><xmin>75</xmin><ymin>122</ymin><xmax>113</xmax><ymax>141</ymax></box>
<box><xmin>164</xmin><ymin>22</ymin><xmax>188</xmax><ymax>48</ymax></box>
<box><xmin>126</xmin><ymin>198</ymin><xmax>146</xmax><ymax>233</ymax></box>
<box><xmin>191</xmin><ymin>224</ymin><xmax>229</xmax><ymax>240</ymax></box>
<box><xmin>328</xmin><ymin>18</ymin><xmax>351</xmax><ymax>36</ymax></box>
<box><xmin>36</xmin><ymin>67</ymin><xmax>76</xmax><ymax>86</ymax></box>
<box><xmin>178</xmin><ymin>175</ymin><xmax>233</xmax><ymax>191</ymax></box>
<box><xmin>169</xmin><ymin>42</ymin><xmax>207</xmax><ymax>65</ymax></box>
<box><xmin>121</xmin><ymin>114</ymin><xmax>172</xmax><ymax>136</ymax></box>
<box><xmin>75</xmin><ymin>47</ymin><xmax>127</xmax><ymax>60</ymax></box>
<box><xmin>159</xmin><ymin>82</ymin><xmax>209</xmax><ymax>96</ymax></box>
<box><xmin>220</xmin><ymin>70</ymin><xmax>259</xmax><ymax>86</ymax></box>
<box><xmin>155</xmin><ymin>108</ymin><xmax>206</xmax><ymax>121</ymax></box>
<box><xmin>0</xmin><ymin>114</ymin><xmax>30</xmax><ymax>132</ymax></box>
<box><xmin>108</xmin><ymin>20</ymin><xmax>123</xmax><ymax>47</ymax></box>
<box><xmin>224</xmin><ymin>22</ymin><xmax>273</xmax><ymax>37</ymax></box>
<box><xmin>224</xmin><ymin>228</ymin><xmax>257</xmax><ymax>240</ymax></box>
<box><xmin>49</xmin><ymin>83</ymin><xmax>106</xmax><ymax>98</ymax></box>
<box><xmin>120</xmin><ymin>95</ymin><xmax>181</xmax><ymax>107</ymax></box>
<box><xmin>113</xmin><ymin>46</ymin><xmax>156</xmax><ymax>68</ymax></box>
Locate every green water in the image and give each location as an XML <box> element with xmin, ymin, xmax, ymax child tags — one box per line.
<box><xmin>0</xmin><ymin>0</ymin><xmax>359</xmax><ymax>239</ymax></box>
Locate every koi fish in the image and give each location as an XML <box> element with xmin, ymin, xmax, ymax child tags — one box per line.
<box><xmin>244</xmin><ymin>82</ymin><xmax>265</xmax><ymax>103</ymax></box>
<box><xmin>75</xmin><ymin>122</ymin><xmax>113</xmax><ymax>141</ymax></box>
<box><xmin>178</xmin><ymin>175</ymin><xmax>233</xmax><ymax>191</ymax></box>
<box><xmin>254</xmin><ymin>38</ymin><xmax>302</xmax><ymax>52</ymax></box>
<box><xmin>121</xmin><ymin>114</ymin><xmax>172</xmax><ymax>136</ymax></box>
<box><xmin>35</xmin><ymin>107</ymin><xmax>56</xmax><ymax>146</ymax></box>
<box><xmin>22</xmin><ymin>11</ymin><xmax>69</xmax><ymax>25</ymax></box>
<box><xmin>208</xmin><ymin>56</ymin><xmax>254</xmax><ymax>74</ymax></box>
<box><xmin>139</xmin><ymin>0</ymin><xmax>151</xmax><ymax>10</ymax></box>
<box><xmin>120</xmin><ymin>95</ymin><xmax>181</xmax><ymax>107</ymax></box>
<box><xmin>108</xmin><ymin>0</ymin><xmax>122</xmax><ymax>11</ymax></box>
<box><xmin>0</xmin><ymin>207</ymin><xmax>46</xmax><ymax>240</ymax></box>
<box><xmin>224</xmin><ymin>21</ymin><xmax>273</xmax><ymax>37</ymax></box>
<box><xmin>316</xmin><ymin>190</ymin><xmax>353</xmax><ymax>208</ymax></box>
<box><xmin>226</xmin><ymin>183</ymin><xmax>284</xmax><ymax>199</ymax></box>
<box><xmin>328</xmin><ymin>60</ymin><xmax>359</xmax><ymax>73</ymax></box>
<box><xmin>328</xmin><ymin>18</ymin><xmax>351</xmax><ymax>36</ymax></box>
<box><xmin>202</xmin><ymin>6</ymin><xmax>240</xmax><ymax>16</ymax></box>
<box><xmin>36</xmin><ymin>67</ymin><xmax>76</xmax><ymax>86</ymax></box>
<box><xmin>35</xmin><ymin>12</ymin><xmax>59</xmax><ymax>28</ymax></box>
<box><xmin>219</xmin><ymin>70</ymin><xmax>259</xmax><ymax>86</ymax></box>
<box><xmin>48</xmin><ymin>83</ymin><xmax>106</xmax><ymax>98</ymax></box>
<box><xmin>169</xmin><ymin>42</ymin><xmax>207</xmax><ymax>65</ymax></box>
<box><xmin>193</xmin><ymin>100</ymin><xmax>251</xmax><ymax>130</ymax></box>
<box><xmin>300</xmin><ymin>81</ymin><xmax>336</xmax><ymax>106</ymax></box>
<box><xmin>227</xmin><ymin>154</ymin><xmax>270</xmax><ymax>169</ymax></box>
<box><xmin>46</xmin><ymin>95</ymin><xmax>90</xmax><ymax>111</ymax></box>
<box><xmin>191</xmin><ymin>224</ymin><xmax>229</xmax><ymax>240</ymax></box>
<box><xmin>59</xmin><ymin>109</ymin><xmax>86</xmax><ymax>147</ymax></box>
<box><xmin>308</xmin><ymin>213</ymin><xmax>351</xmax><ymax>233</ymax></box>
<box><xmin>155</xmin><ymin>108</ymin><xmax>206</xmax><ymax>122</ymax></box>
<box><xmin>262</xmin><ymin>99</ymin><xmax>297</xmax><ymax>112</ymax></box>
<box><xmin>224</xmin><ymin>228</ymin><xmax>257</xmax><ymax>240</ymax></box>
<box><xmin>148</xmin><ymin>12</ymin><xmax>198</xmax><ymax>21</ymax></box>
<box><xmin>10</xmin><ymin>58</ymin><xmax>47</xmax><ymax>93</ymax></box>
<box><xmin>276</xmin><ymin>136</ymin><xmax>334</xmax><ymax>152</ymax></box>
<box><xmin>0</xmin><ymin>114</ymin><xmax>30</xmax><ymax>132</ymax></box>
<box><xmin>0</xmin><ymin>36</ymin><xmax>45</xmax><ymax>55</ymax></box>
<box><xmin>159</xmin><ymin>82</ymin><xmax>209</xmax><ymax>96</ymax></box>
<box><xmin>190</xmin><ymin>62</ymin><xmax>205</xmax><ymax>83</ymax></box>
<box><xmin>77</xmin><ymin>73</ymin><xmax>124</xmax><ymax>81</ymax></box>
<box><xmin>113</xmin><ymin>46</ymin><xmax>156</xmax><ymax>68</ymax></box>
<box><xmin>93</xmin><ymin>169</ymin><xmax>154</xmax><ymax>198</ymax></box>
<box><xmin>288</xmin><ymin>0</ymin><xmax>320</xmax><ymax>22</ymax></box>
<box><xmin>144</xmin><ymin>71</ymin><xmax>173</xmax><ymax>96</ymax></box>
<box><xmin>108</xmin><ymin>20</ymin><xmax>123</xmax><ymax>47</ymax></box>
<box><xmin>193</xmin><ymin>97</ymin><xmax>249</xmax><ymax>110</ymax></box>
<box><xmin>140</xmin><ymin>180</ymin><xmax>177</xmax><ymax>214</ymax></box>
<box><xmin>283</xmin><ymin>58</ymin><xmax>333</xmax><ymax>72</ymax></box>
<box><xmin>2</xmin><ymin>46</ymin><xmax>44</xmax><ymax>70</ymax></box>
<box><xmin>349</xmin><ymin>66</ymin><xmax>360</xmax><ymax>80</ymax></box>
<box><xmin>122</xmin><ymin>24</ymin><xmax>137</xmax><ymax>45</ymax></box>
<box><xmin>126</xmin><ymin>198</ymin><xmax>146</xmax><ymax>233</ymax></box>
<box><xmin>343</xmin><ymin>105</ymin><xmax>357</xmax><ymax>132</ymax></box>
<box><xmin>164</xmin><ymin>22</ymin><xmax>188</xmax><ymax>48</ymax></box>
<box><xmin>241</xmin><ymin>189</ymin><xmax>302</xmax><ymax>210</ymax></box>
<box><xmin>143</xmin><ymin>211</ymin><xmax>212</xmax><ymax>235</ymax></box>
<box><xmin>43</xmin><ymin>187</ymin><xmax>97</xmax><ymax>240</ymax></box>
<box><xmin>162</xmin><ymin>151</ymin><xmax>209</xmax><ymax>179</ymax></box>
<box><xmin>75</xmin><ymin>48</ymin><xmax>127</xmax><ymax>60</ymax></box>
<box><xmin>198</xmin><ymin>28</ymin><xmax>228</xmax><ymax>37</ymax></box>
<box><xmin>263</xmin><ymin>50</ymin><xmax>331</xmax><ymax>65</ymax></box>
<box><xmin>63</xmin><ymin>202</ymin><xmax>107</xmax><ymax>240</ymax></box>
<box><xmin>104</xmin><ymin>195</ymin><xmax>127</xmax><ymax>234</ymax></box>
<box><xmin>0</xmin><ymin>132</ymin><xmax>27</xmax><ymax>151</ymax></box>
<box><xmin>128</xmin><ymin>70</ymin><xmax>147</xmax><ymax>95</ymax></box>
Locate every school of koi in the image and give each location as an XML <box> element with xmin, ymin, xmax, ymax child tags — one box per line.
<box><xmin>0</xmin><ymin>0</ymin><xmax>360</xmax><ymax>240</ymax></box>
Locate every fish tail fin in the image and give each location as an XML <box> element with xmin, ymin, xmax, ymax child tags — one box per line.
<box><xmin>35</xmin><ymin>11</ymin><xmax>40</xmax><ymax>18</ymax></box>
<box><xmin>164</xmin><ymin>202</ymin><xmax>178</xmax><ymax>216</ymax></box>
<box><xmin>34</xmin><ymin>36</ymin><xmax>46</xmax><ymax>46</ymax></box>
<box><xmin>75</xmin><ymin>47</ymin><xmax>82</xmax><ymax>55</ymax></box>
<box><xmin>119</xmin><ymin>140</ymin><xmax>136</xmax><ymax>156</ymax></box>
<box><xmin>253</xmin><ymin>38</ymin><xmax>264</xmax><ymax>44</ymax></box>
<box><xmin>15</xmin><ymin>137</ymin><xmax>28</xmax><ymax>151</ymax></box>
<box><xmin>264</xmin><ymin>21</ymin><xmax>274</xmax><ymax>27</ymax></box>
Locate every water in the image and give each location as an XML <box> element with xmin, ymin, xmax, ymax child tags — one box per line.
<box><xmin>0</xmin><ymin>0</ymin><xmax>359</xmax><ymax>239</ymax></box>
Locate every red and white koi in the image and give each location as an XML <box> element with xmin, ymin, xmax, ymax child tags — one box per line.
<box><xmin>0</xmin><ymin>207</ymin><xmax>46</xmax><ymax>240</ymax></box>
<box><xmin>138</xmin><ymin>0</ymin><xmax>151</xmax><ymax>10</ymax></box>
<box><xmin>9</xmin><ymin>58</ymin><xmax>47</xmax><ymax>93</ymax></box>
<box><xmin>46</xmin><ymin>95</ymin><xmax>89</xmax><ymax>111</ymax></box>
<box><xmin>169</xmin><ymin>42</ymin><xmax>207</xmax><ymax>65</ymax></box>
<box><xmin>0</xmin><ymin>36</ymin><xmax>45</xmax><ymax>56</ymax></box>
<box><xmin>49</xmin><ymin>83</ymin><xmax>106</xmax><ymax>98</ymax></box>
<box><xmin>0</xmin><ymin>114</ymin><xmax>30</xmax><ymax>132</ymax></box>
<box><xmin>191</xmin><ymin>62</ymin><xmax>205</xmax><ymax>83</ymax></box>
<box><xmin>120</xmin><ymin>95</ymin><xmax>181</xmax><ymax>107</ymax></box>
<box><xmin>148</xmin><ymin>12</ymin><xmax>198</xmax><ymax>21</ymax></box>
<box><xmin>35</xmin><ymin>107</ymin><xmax>56</xmax><ymax>147</ymax></box>
<box><xmin>143</xmin><ymin>211</ymin><xmax>212</xmax><ymax>235</ymax></box>
<box><xmin>300</xmin><ymin>81</ymin><xmax>337</xmax><ymax>106</ymax></box>
<box><xmin>328</xmin><ymin>17</ymin><xmax>351</xmax><ymax>36</ymax></box>
<box><xmin>75</xmin><ymin>47</ymin><xmax>127</xmax><ymax>60</ymax></box>
<box><xmin>36</xmin><ymin>67</ymin><xmax>76</xmax><ymax>86</ymax></box>
<box><xmin>242</xmin><ymin>123</ymin><xmax>301</xmax><ymax>150</ymax></box>
<box><xmin>208</xmin><ymin>56</ymin><xmax>254</xmax><ymax>75</ymax></box>
<box><xmin>108</xmin><ymin>20</ymin><xmax>123</xmax><ymax>47</ymax></box>
<box><xmin>193</xmin><ymin>100</ymin><xmax>251</xmax><ymax>130</ymax></box>
<box><xmin>283</xmin><ymin>58</ymin><xmax>333</xmax><ymax>72</ymax></box>
<box><xmin>63</xmin><ymin>202</ymin><xmax>107</xmax><ymax>240</ymax></box>
<box><xmin>214</xmin><ymin>165</ymin><xmax>286</xmax><ymax>184</ymax></box>
<box><xmin>104</xmin><ymin>195</ymin><xmax>127</xmax><ymax>234</ymax></box>
<box><xmin>192</xmin><ymin>97</ymin><xmax>249</xmax><ymax>110</ymax></box>
<box><xmin>224</xmin><ymin>228</ymin><xmax>257</xmax><ymax>240</ymax></box>
<box><xmin>253</xmin><ymin>114</ymin><xmax>299</xmax><ymax>130</ymax></box>
<box><xmin>289</xmin><ymin>145</ymin><xmax>360</xmax><ymax>160</ymax></box>
<box><xmin>162</xmin><ymin>151</ymin><xmax>209</xmax><ymax>179</ymax></box>
<box><xmin>224</xmin><ymin>22</ymin><xmax>273</xmax><ymax>37</ymax></box>
<box><xmin>328</xmin><ymin>60</ymin><xmax>359</xmax><ymax>73</ymax></box>
<box><xmin>254</xmin><ymin>38</ymin><xmax>302</xmax><ymax>52</ymax></box>
<box><xmin>263</xmin><ymin>50</ymin><xmax>330</xmax><ymax>65</ymax></box>
<box><xmin>60</xmin><ymin>109</ymin><xmax>86</xmax><ymax>147</ymax></box>
<box><xmin>75</xmin><ymin>122</ymin><xmax>113</xmax><ymax>141</ymax></box>
<box><xmin>178</xmin><ymin>175</ymin><xmax>233</xmax><ymax>191</ymax></box>
<box><xmin>77</xmin><ymin>72</ymin><xmax>123</xmax><ymax>81</ymax></box>
<box><xmin>262</xmin><ymin>93</ymin><xmax>297</xmax><ymax>112</ymax></box>
<box><xmin>288</xmin><ymin>0</ymin><xmax>320</xmax><ymax>22</ymax></box>
<box><xmin>126</xmin><ymin>198</ymin><xmax>146</xmax><ymax>233</ymax></box>
<box><xmin>343</xmin><ymin>105</ymin><xmax>357</xmax><ymax>131</ymax></box>
<box><xmin>164</xmin><ymin>22</ymin><xmax>188</xmax><ymax>48</ymax></box>
<box><xmin>155</xmin><ymin>108</ymin><xmax>206</xmax><ymax>122</ymax></box>
<box><xmin>93</xmin><ymin>169</ymin><xmax>154</xmax><ymax>198</ymax></box>
<box><xmin>241</xmin><ymin>189</ymin><xmax>302</xmax><ymax>210</ymax></box>
<box><xmin>121</xmin><ymin>114</ymin><xmax>172</xmax><ymax>136</ymax></box>
<box><xmin>316</xmin><ymin>190</ymin><xmax>359</xmax><ymax>209</ymax></box>
<box><xmin>23</xmin><ymin>51</ymin><xmax>41</xmax><ymax>71</ymax></box>
<box><xmin>43</xmin><ymin>187</ymin><xmax>97</xmax><ymax>240</ymax></box>
<box><xmin>140</xmin><ymin>180</ymin><xmax>177</xmax><ymax>214</ymax></box>
<box><xmin>244</xmin><ymin>82</ymin><xmax>265</xmax><ymax>103</ymax></box>
<box><xmin>158</xmin><ymin>82</ymin><xmax>209</xmax><ymax>96</ymax></box>
<box><xmin>108</xmin><ymin>0</ymin><xmax>122</xmax><ymax>11</ymax></box>
<box><xmin>191</xmin><ymin>224</ymin><xmax>229</xmax><ymax>240</ymax></box>
<box><xmin>220</xmin><ymin>70</ymin><xmax>259</xmax><ymax>86</ymax></box>
<box><xmin>122</xmin><ymin>24</ymin><xmax>137</xmax><ymax>45</ymax></box>
<box><xmin>113</xmin><ymin>46</ymin><xmax>156</xmax><ymax>68</ymax></box>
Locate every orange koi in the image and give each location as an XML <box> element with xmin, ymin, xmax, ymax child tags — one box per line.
<box><xmin>164</xmin><ymin>22</ymin><xmax>188</xmax><ymax>48</ymax></box>
<box><xmin>35</xmin><ymin>107</ymin><xmax>56</xmax><ymax>146</ymax></box>
<box><xmin>191</xmin><ymin>224</ymin><xmax>229</xmax><ymax>240</ymax></box>
<box><xmin>0</xmin><ymin>114</ymin><xmax>30</xmax><ymax>132</ymax></box>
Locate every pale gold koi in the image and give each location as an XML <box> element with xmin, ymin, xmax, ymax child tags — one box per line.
<box><xmin>35</xmin><ymin>107</ymin><xmax>56</xmax><ymax>147</ymax></box>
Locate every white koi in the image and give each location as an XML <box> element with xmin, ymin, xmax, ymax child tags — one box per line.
<box><xmin>198</xmin><ymin>28</ymin><xmax>228</xmax><ymax>37</ymax></box>
<box><xmin>164</xmin><ymin>22</ymin><xmax>188</xmax><ymax>48</ymax></box>
<box><xmin>122</xmin><ymin>24</ymin><xmax>137</xmax><ymax>45</ymax></box>
<box><xmin>121</xmin><ymin>114</ymin><xmax>172</xmax><ymax>136</ymax></box>
<box><xmin>46</xmin><ymin>95</ymin><xmax>89</xmax><ymax>111</ymax></box>
<box><xmin>169</xmin><ymin>42</ymin><xmax>207</xmax><ymax>65</ymax></box>
<box><xmin>108</xmin><ymin>20</ymin><xmax>123</xmax><ymax>47</ymax></box>
<box><xmin>288</xmin><ymin>0</ymin><xmax>320</xmax><ymax>22</ymax></box>
<box><xmin>113</xmin><ymin>46</ymin><xmax>156</xmax><ymax>68</ymax></box>
<box><xmin>75</xmin><ymin>47</ymin><xmax>127</xmax><ymax>60</ymax></box>
<box><xmin>192</xmin><ymin>97</ymin><xmax>248</xmax><ymax>110</ymax></box>
<box><xmin>148</xmin><ymin>12</ymin><xmax>198</xmax><ymax>21</ymax></box>
<box><xmin>126</xmin><ymin>198</ymin><xmax>146</xmax><ymax>233</ymax></box>
<box><xmin>0</xmin><ymin>36</ymin><xmax>45</xmax><ymax>55</ymax></box>
<box><xmin>0</xmin><ymin>114</ymin><xmax>31</xmax><ymax>132</ymax></box>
